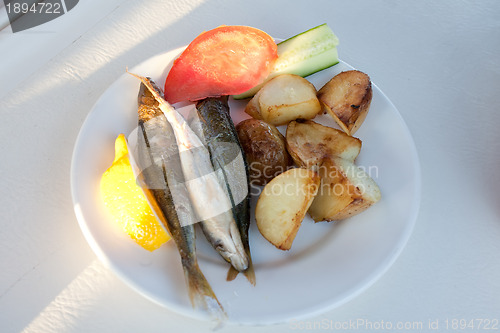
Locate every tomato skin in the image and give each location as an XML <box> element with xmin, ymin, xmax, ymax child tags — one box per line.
<box><xmin>164</xmin><ymin>26</ymin><xmax>278</xmax><ymax>104</ymax></box>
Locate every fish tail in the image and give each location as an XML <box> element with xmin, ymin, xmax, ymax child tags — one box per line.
<box><xmin>183</xmin><ymin>259</ymin><xmax>227</xmax><ymax>323</ymax></box>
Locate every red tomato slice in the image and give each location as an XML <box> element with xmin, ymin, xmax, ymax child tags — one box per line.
<box><xmin>164</xmin><ymin>25</ymin><xmax>278</xmax><ymax>104</ymax></box>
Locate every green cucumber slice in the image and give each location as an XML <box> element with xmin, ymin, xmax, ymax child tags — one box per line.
<box><xmin>233</xmin><ymin>23</ymin><xmax>339</xmax><ymax>100</ymax></box>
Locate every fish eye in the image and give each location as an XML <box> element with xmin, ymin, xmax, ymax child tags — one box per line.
<box><xmin>214</xmin><ymin>240</ymin><xmax>225</xmax><ymax>252</ymax></box>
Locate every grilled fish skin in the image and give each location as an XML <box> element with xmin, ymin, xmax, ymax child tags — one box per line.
<box><xmin>195</xmin><ymin>97</ymin><xmax>256</xmax><ymax>285</ymax></box>
<box><xmin>135</xmin><ymin>81</ymin><xmax>225</xmax><ymax>320</ymax></box>
<box><xmin>129</xmin><ymin>71</ymin><xmax>248</xmax><ymax>272</ymax></box>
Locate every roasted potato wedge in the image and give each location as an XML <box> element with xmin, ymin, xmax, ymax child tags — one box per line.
<box><xmin>286</xmin><ymin>120</ymin><xmax>362</xmax><ymax>168</ymax></box>
<box><xmin>308</xmin><ymin>157</ymin><xmax>381</xmax><ymax>222</ymax></box>
<box><xmin>318</xmin><ymin>70</ymin><xmax>372</xmax><ymax>135</ymax></box>
<box><xmin>243</xmin><ymin>88</ymin><xmax>263</xmax><ymax>120</ymax></box>
<box><xmin>236</xmin><ymin>118</ymin><xmax>292</xmax><ymax>186</ymax></box>
<box><xmin>245</xmin><ymin>74</ymin><xmax>322</xmax><ymax>126</ymax></box>
<box><xmin>256</xmin><ymin>168</ymin><xmax>320</xmax><ymax>250</ymax></box>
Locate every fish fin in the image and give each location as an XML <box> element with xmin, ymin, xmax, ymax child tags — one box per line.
<box><xmin>226</xmin><ymin>248</ymin><xmax>256</xmax><ymax>286</ymax></box>
<box><xmin>183</xmin><ymin>261</ymin><xmax>227</xmax><ymax>324</ymax></box>
<box><xmin>225</xmin><ymin>266</ymin><xmax>238</xmax><ymax>282</ymax></box>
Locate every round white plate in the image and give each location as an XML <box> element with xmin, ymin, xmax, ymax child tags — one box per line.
<box><xmin>71</xmin><ymin>46</ymin><xmax>420</xmax><ymax>325</ymax></box>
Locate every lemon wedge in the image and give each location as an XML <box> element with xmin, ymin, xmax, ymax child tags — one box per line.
<box><xmin>100</xmin><ymin>134</ymin><xmax>170</xmax><ymax>251</ymax></box>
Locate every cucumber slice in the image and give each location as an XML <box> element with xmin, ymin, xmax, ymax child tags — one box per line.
<box><xmin>233</xmin><ymin>24</ymin><xmax>339</xmax><ymax>100</ymax></box>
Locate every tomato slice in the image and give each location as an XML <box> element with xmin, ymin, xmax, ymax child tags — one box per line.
<box><xmin>164</xmin><ymin>25</ymin><xmax>278</xmax><ymax>104</ymax></box>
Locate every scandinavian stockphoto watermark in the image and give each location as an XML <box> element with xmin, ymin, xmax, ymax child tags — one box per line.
<box><xmin>3</xmin><ymin>0</ymin><xmax>79</xmax><ymax>32</ymax></box>
<box><xmin>247</xmin><ymin>163</ymin><xmax>379</xmax><ymax>197</ymax></box>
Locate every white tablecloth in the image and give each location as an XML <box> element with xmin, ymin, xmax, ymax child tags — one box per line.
<box><xmin>1</xmin><ymin>0</ymin><xmax>499</xmax><ymax>332</ymax></box>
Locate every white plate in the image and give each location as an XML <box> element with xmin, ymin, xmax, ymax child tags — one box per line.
<box><xmin>71</xmin><ymin>46</ymin><xmax>421</xmax><ymax>325</ymax></box>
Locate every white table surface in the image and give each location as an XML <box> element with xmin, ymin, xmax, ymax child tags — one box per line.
<box><xmin>1</xmin><ymin>0</ymin><xmax>499</xmax><ymax>332</ymax></box>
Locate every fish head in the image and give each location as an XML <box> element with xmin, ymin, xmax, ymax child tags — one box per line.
<box><xmin>209</xmin><ymin>223</ymin><xmax>248</xmax><ymax>272</ymax></box>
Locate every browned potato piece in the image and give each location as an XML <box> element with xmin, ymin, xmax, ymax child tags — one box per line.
<box><xmin>244</xmin><ymin>74</ymin><xmax>322</xmax><ymax>126</ymax></box>
<box><xmin>243</xmin><ymin>88</ymin><xmax>263</xmax><ymax>120</ymax></box>
<box><xmin>286</xmin><ymin>120</ymin><xmax>362</xmax><ymax>168</ymax></box>
<box><xmin>318</xmin><ymin>70</ymin><xmax>372</xmax><ymax>135</ymax></box>
<box><xmin>236</xmin><ymin>118</ymin><xmax>292</xmax><ymax>186</ymax></box>
<box><xmin>256</xmin><ymin>168</ymin><xmax>320</xmax><ymax>250</ymax></box>
<box><xmin>308</xmin><ymin>157</ymin><xmax>381</xmax><ymax>222</ymax></box>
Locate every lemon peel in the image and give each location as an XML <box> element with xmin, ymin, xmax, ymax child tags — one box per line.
<box><xmin>100</xmin><ymin>134</ymin><xmax>170</xmax><ymax>251</ymax></box>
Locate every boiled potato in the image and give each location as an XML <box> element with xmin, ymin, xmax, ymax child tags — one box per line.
<box><xmin>236</xmin><ymin>118</ymin><xmax>292</xmax><ymax>186</ymax></box>
<box><xmin>256</xmin><ymin>168</ymin><xmax>320</xmax><ymax>250</ymax></box>
<box><xmin>286</xmin><ymin>120</ymin><xmax>362</xmax><ymax>167</ymax></box>
<box><xmin>308</xmin><ymin>157</ymin><xmax>381</xmax><ymax>222</ymax></box>
<box><xmin>243</xmin><ymin>89</ymin><xmax>263</xmax><ymax>120</ymax></box>
<box><xmin>244</xmin><ymin>74</ymin><xmax>322</xmax><ymax>126</ymax></box>
<box><xmin>318</xmin><ymin>70</ymin><xmax>372</xmax><ymax>135</ymax></box>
